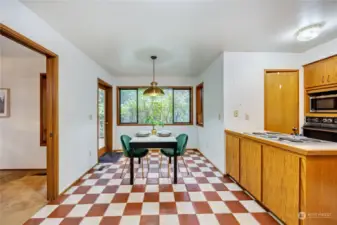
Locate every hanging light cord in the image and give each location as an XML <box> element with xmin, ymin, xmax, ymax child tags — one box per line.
<box><xmin>152</xmin><ymin>57</ymin><xmax>155</xmax><ymax>83</ymax></box>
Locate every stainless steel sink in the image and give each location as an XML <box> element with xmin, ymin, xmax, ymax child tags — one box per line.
<box><xmin>298</xmin><ymin>138</ymin><xmax>322</xmax><ymax>143</ymax></box>
<box><xmin>278</xmin><ymin>137</ymin><xmax>303</xmax><ymax>143</ymax></box>
<box><xmin>278</xmin><ymin>137</ymin><xmax>323</xmax><ymax>143</ymax></box>
<box><xmin>249</xmin><ymin>132</ymin><xmax>323</xmax><ymax>143</ymax></box>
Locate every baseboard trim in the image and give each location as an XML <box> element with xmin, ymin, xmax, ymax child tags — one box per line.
<box><xmin>60</xmin><ymin>163</ymin><xmax>98</xmax><ymax>196</ymax></box>
<box><xmin>0</xmin><ymin>168</ymin><xmax>46</xmax><ymax>171</ymax></box>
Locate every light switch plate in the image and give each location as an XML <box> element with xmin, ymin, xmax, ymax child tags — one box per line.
<box><xmin>234</xmin><ymin>110</ymin><xmax>239</xmax><ymax>117</ymax></box>
<box><xmin>245</xmin><ymin>113</ymin><xmax>249</xmax><ymax>120</ymax></box>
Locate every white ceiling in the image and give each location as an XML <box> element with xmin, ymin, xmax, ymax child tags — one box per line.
<box><xmin>20</xmin><ymin>0</ymin><xmax>337</xmax><ymax>77</ymax></box>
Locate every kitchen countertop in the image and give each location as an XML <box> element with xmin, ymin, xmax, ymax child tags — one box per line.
<box><xmin>225</xmin><ymin>129</ymin><xmax>337</xmax><ymax>156</ymax></box>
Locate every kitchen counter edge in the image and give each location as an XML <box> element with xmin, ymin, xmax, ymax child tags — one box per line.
<box><xmin>225</xmin><ymin>129</ymin><xmax>337</xmax><ymax>156</ymax></box>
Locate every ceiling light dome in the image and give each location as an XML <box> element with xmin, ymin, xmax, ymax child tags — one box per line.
<box><xmin>296</xmin><ymin>23</ymin><xmax>324</xmax><ymax>42</ymax></box>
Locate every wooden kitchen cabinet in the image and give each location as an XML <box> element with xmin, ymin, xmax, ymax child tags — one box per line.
<box><xmin>226</xmin><ymin>134</ymin><xmax>240</xmax><ymax>182</ymax></box>
<box><xmin>325</xmin><ymin>56</ymin><xmax>337</xmax><ymax>85</ymax></box>
<box><xmin>304</xmin><ymin>55</ymin><xmax>337</xmax><ymax>88</ymax></box>
<box><xmin>240</xmin><ymin>138</ymin><xmax>262</xmax><ymax>200</ymax></box>
<box><xmin>304</xmin><ymin>61</ymin><xmax>325</xmax><ymax>88</ymax></box>
<box><xmin>225</xmin><ymin>130</ymin><xmax>337</xmax><ymax>225</ymax></box>
<box><xmin>304</xmin><ymin>63</ymin><xmax>318</xmax><ymax>88</ymax></box>
<box><xmin>262</xmin><ymin>145</ymin><xmax>300</xmax><ymax>225</ymax></box>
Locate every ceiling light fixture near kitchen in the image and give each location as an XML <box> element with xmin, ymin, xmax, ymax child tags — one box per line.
<box><xmin>296</xmin><ymin>23</ymin><xmax>324</xmax><ymax>42</ymax></box>
<box><xmin>144</xmin><ymin>56</ymin><xmax>165</xmax><ymax>97</ymax></box>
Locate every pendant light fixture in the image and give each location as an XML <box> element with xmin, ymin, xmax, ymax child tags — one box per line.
<box><xmin>143</xmin><ymin>56</ymin><xmax>165</xmax><ymax>96</ymax></box>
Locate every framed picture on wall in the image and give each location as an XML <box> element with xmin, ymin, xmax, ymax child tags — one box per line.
<box><xmin>0</xmin><ymin>88</ymin><xmax>10</xmax><ymax>117</ymax></box>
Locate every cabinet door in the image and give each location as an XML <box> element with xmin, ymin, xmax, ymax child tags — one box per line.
<box><xmin>325</xmin><ymin>56</ymin><xmax>337</xmax><ymax>85</ymax></box>
<box><xmin>226</xmin><ymin>134</ymin><xmax>240</xmax><ymax>181</ymax></box>
<box><xmin>304</xmin><ymin>64</ymin><xmax>315</xmax><ymax>88</ymax></box>
<box><xmin>317</xmin><ymin>61</ymin><xmax>327</xmax><ymax>86</ymax></box>
<box><xmin>263</xmin><ymin>146</ymin><xmax>300</xmax><ymax>225</ymax></box>
<box><xmin>240</xmin><ymin>139</ymin><xmax>262</xmax><ymax>200</ymax></box>
<box><xmin>305</xmin><ymin>62</ymin><xmax>326</xmax><ymax>87</ymax></box>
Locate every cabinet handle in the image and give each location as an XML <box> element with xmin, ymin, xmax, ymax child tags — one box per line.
<box><xmin>328</xmin><ymin>75</ymin><xmax>330</xmax><ymax>83</ymax></box>
<box><xmin>322</xmin><ymin>76</ymin><xmax>324</xmax><ymax>83</ymax></box>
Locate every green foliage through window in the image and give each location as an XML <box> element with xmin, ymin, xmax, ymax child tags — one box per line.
<box><xmin>119</xmin><ymin>87</ymin><xmax>192</xmax><ymax>125</ymax></box>
<box><xmin>98</xmin><ymin>89</ymin><xmax>105</xmax><ymax>138</ymax></box>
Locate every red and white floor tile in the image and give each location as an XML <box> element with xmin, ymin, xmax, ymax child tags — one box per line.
<box><xmin>24</xmin><ymin>150</ymin><xmax>282</xmax><ymax>225</ymax></box>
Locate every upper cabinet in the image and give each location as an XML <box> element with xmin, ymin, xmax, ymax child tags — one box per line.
<box><xmin>304</xmin><ymin>55</ymin><xmax>337</xmax><ymax>88</ymax></box>
<box><xmin>326</xmin><ymin>56</ymin><xmax>337</xmax><ymax>85</ymax></box>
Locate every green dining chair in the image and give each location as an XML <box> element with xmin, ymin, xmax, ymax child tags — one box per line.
<box><xmin>120</xmin><ymin>135</ymin><xmax>149</xmax><ymax>179</ymax></box>
<box><xmin>159</xmin><ymin>134</ymin><xmax>189</xmax><ymax>177</ymax></box>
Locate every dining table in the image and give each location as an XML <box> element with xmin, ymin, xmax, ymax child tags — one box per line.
<box><xmin>129</xmin><ymin>135</ymin><xmax>178</xmax><ymax>184</ymax></box>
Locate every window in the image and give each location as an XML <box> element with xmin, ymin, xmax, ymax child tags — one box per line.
<box><xmin>196</xmin><ymin>82</ymin><xmax>204</xmax><ymax>126</ymax></box>
<box><xmin>117</xmin><ymin>87</ymin><xmax>193</xmax><ymax>125</ymax></box>
<box><xmin>40</xmin><ymin>73</ymin><xmax>47</xmax><ymax>146</ymax></box>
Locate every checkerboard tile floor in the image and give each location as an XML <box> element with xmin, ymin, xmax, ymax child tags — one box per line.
<box><xmin>24</xmin><ymin>150</ymin><xmax>281</xmax><ymax>225</ymax></box>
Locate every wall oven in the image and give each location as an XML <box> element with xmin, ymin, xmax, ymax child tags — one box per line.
<box><xmin>310</xmin><ymin>92</ymin><xmax>337</xmax><ymax>113</ymax></box>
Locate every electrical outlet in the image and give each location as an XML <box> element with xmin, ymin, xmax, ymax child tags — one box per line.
<box><xmin>234</xmin><ymin>110</ymin><xmax>239</xmax><ymax>117</ymax></box>
<box><xmin>88</xmin><ymin>114</ymin><xmax>93</xmax><ymax>120</ymax></box>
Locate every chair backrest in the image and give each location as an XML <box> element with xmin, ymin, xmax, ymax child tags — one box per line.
<box><xmin>176</xmin><ymin>134</ymin><xmax>188</xmax><ymax>155</ymax></box>
<box><xmin>120</xmin><ymin>135</ymin><xmax>132</xmax><ymax>157</ymax></box>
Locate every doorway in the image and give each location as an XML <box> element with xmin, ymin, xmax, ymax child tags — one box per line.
<box><xmin>97</xmin><ymin>79</ymin><xmax>112</xmax><ymax>159</ymax></box>
<box><xmin>264</xmin><ymin>70</ymin><xmax>299</xmax><ymax>134</ymax></box>
<box><xmin>0</xmin><ymin>24</ymin><xmax>59</xmax><ymax>201</ymax></box>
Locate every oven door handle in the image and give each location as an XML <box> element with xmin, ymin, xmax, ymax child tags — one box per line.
<box><xmin>310</xmin><ymin>94</ymin><xmax>337</xmax><ymax>99</ymax></box>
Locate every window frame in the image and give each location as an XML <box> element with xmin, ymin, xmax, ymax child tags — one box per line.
<box><xmin>117</xmin><ymin>86</ymin><xmax>193</xmax><ymax>126</ymax></box>
<box><xmin>196</xmin><ymin>82</ymin><xmax>204</xmax><ymax>127</ymax></box>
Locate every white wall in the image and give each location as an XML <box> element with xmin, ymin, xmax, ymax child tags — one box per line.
<box><xmin>303</xmin><ymin>36</ymin><xmax>337</xmax><ymax>65</ymax></box>
<box><xmin>220</xmin><ymin>52</ymin><xmax>301</xmax><ymax>174</ymax></box>
<box><xmin>0</xmin><ymin>49</ymin><xmax>46</xmax><ymax>169</ymax></box>
<box><xmin>196</xmin><ymin>54</ymin><xmax>225</xmax><ymax>173</ymax></box>
<box><xmin>223</xmin><ymin>52</ymin><xmax>302</xmax><ymax>132</ymax></box>
<box><xmin>1</xmin><ymin>0</ymin><xmax>115</xmax><ymax>193</ymax></box>
<box><xmin>114</xmin><ymin>76</ymin><xmax>198</xmax><ymax>149</ymax></box>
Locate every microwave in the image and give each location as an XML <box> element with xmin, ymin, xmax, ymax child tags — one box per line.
<box><xmin>310</xmin><ymin>93</ymin><xmax>337</xmax><ymax>113</ymax></box>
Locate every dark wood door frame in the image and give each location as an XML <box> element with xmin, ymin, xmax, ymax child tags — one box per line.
<box><xmin>1</xmin><ymin>23</ymin><xmax>59</xmax><ymax>200</ymax></box>
<box><xmin>97</xmin><ymin>78</ymin><xmax>113</xmax><ymax>160</ymax></box>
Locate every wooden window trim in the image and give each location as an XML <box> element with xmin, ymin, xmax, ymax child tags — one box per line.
<box><xmin>116</xmin><ymin>86</ymin><xmax>193</xmax><ymax>126</ymax></box>
<box><xmin>196</xmin><ymin>82</ymin><xmax>204</xmax><ymax>127</ymax></box>
<box><xmin>40</xmin><ymin>73</ymin><xmax>47</xmax><ymax>146</ymax></box>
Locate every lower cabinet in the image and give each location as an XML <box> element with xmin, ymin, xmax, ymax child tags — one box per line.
<box><xmin>240</xmin><ymin>139</ymin><xmax>262</xmax><ymax>201</ymax></box>
<box><xmin>262</xmin><ymin>145</ymin><xmax>300</xmax><ymax>225</ymax></box>
<box><xmin>226</xmin><ymin>134</ymin><xmax>240</xmax><ymax>181</ymax></box>
<box><xmin>225</xmin><ymin>131</ymin><xmax>337</xmax><ymax>225</ymax></box>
